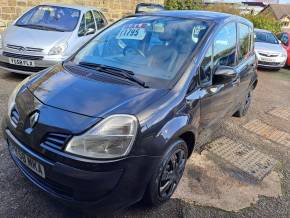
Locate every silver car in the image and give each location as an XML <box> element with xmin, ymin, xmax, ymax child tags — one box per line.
<box><xmin>254</xmin><ymin>28</ymin><xmax>287</xmax><ymax>70</ymax></box>
<box><xmin>0</xmin><ymin>4</ymin><xmax>107</xmax><ymax>74</ymax></box>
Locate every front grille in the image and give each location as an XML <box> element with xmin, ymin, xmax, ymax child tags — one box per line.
<box><xmin>10</xmin><ymin>108</ymin><xmax>20</xmax><ymax>126</ymax></box>
<box><xmin>258</xmin><ymin>52</ymin><xmax>279</xmax><ymax>57</ymax></box>
<box><xmin>7</xmin><ymin>44</ymin><xmax>43</xmax><ymax>53</ymax></box>
<box><xmin>41</xmin><ymin>133</ymin><xmax>71</xmax><ymax>150</ymax></box>
<box><xmin>0</xmin><ymin>61</ymin><xmax>46</xmax><ymax>72</ymax></box>
<box><xmin>258</xmin><ymin>61</ymin><xmax>281</xmax><ymax>66</ymax></box>
<box><xmin>3</xmin><ymin>51</ymin><xmax>43</xmax><ymax>60</ymax></box>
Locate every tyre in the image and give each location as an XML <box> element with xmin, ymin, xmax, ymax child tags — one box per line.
<box><xmin>143</xmin><ymin>139</ymin><xmax>188</xmax><ymax>206</ymax></box>
<box><xmin>234</xmin><ymin>89</ymin><xmax>252</xmax><ymax>117</ymax></box>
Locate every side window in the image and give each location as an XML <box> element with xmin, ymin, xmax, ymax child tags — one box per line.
<box><xmin>238</xmin><ymin>23</ymin><xmax>251</xmax><ymax>61</ymax></box>
<box><xmin>78</xmin><ymin>11</ymin><xmax>96</xmax><ymax>37</ymax></box>
<box><xmin>281</xmin><ymin>33</ymin><xmax>289</xmax><ymax>46</ymax></box>
<box><xmin>93</xmin><ymin>11</ymin><xmax>107</xmax><ymax>29</ymax></box>
<box><xmin>78</xmin><ymin>15</ymin><xmax>86</xmax><ymax>36</ymax></box>
<box><xmin>85</xmin><ymin>11</ymin><xmax>96</xmax><ymax>31</ymax></box>
<box><xmin>213</xmin><ymin>22</ymin><xmax>237</xmax><ymax>71</ymax></box>
<box><xmin>199</xmin><ymin>46</ymin><xmax>213</xmax><ymax>86</ymax></box>
<box><xmin>250</xmin><ymin>28</ymin><xmax>254</xmax><ymax>52</ymax></box>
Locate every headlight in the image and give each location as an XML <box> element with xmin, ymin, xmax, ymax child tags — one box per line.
<box><xmin>65</xmin><ymin>114</ymin><xmax>138</xmax><ymax>159</ymax></box>
<box><xmin>281</xmin><ymin>52</ymin><xmax>287</xmax><ymax>58</ymax></box>
<box><xmin>48</xmin><ymin>42</ymin><xmax>67</xmax><ymax>55</ymax></box>
<box><xmin>8</xmin><ymin>76</ymin><xmax>32</xmax><ymax>117</ymax></box>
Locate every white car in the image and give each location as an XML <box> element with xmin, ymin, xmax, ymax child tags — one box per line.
<box><xmin>254</xmin><ymin>28</ymin><xmax>287</xmax><ymax>70</ymax></box>
<box><xmin>0</xmin><ymin>4</ymin><xmax>107</xmax><ymax>74</ymax></box>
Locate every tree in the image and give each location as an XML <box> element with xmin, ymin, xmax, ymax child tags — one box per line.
<box><xmin>244</xmin><ymin>14</ymin><xmax>282</xmax><ymax>34</ymax></box>
<box><xmin>165</xmin><ymin>0</ymin><xmax>203</xmax><ymax>10</ymax></box>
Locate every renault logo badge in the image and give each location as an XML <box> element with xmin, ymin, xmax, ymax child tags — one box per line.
<box><xmin>29</xmin><ymin>111</ymin><xmax>39</xmax><ymax>128</ymax></box>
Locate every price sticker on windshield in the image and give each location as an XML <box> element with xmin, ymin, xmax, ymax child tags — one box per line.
<box><xmin>116</xmin><ymin>24</ymin><xmax>147</xmax><ymax>40</ymax></box>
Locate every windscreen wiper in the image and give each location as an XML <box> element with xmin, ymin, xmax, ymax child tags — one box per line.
<box><xmin>17</xmin><ymin>24</ymin><xmax>65</xmax><ymax>32</ymax></box>
<box><xmin>78</xmin><ymin>62</ymin><xmax>148</xmax><ymax>88</ymax></box>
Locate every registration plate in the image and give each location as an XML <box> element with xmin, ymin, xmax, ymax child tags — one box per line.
<box><xmin>10</xmin><ymin>141</ymin><xmax>45</xmax><ymax>178</ymax></box>
<box><xmin>9</xmin><ymin>58</ymin><xmax>35</xmax><ymax>67</ymax></box>
<box><xmin>260</xmin><ymin>57</ymin><xmax>276</xmax><ymax>62</ymax></box>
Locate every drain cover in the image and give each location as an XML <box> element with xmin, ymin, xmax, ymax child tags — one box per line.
<box><xmin>243</xmin><ymin>119</ymin><xmax>290</xmax><ymax>147</ymax></box>
<box><xmin>268</xmin><ymin>107</ymin><xmax>290</xmax><ymax>121</ymax></box>
<box><xmin>207</xmin><ymin>137</ymin><xmax>277</xmax><ymax>181</ymax></box>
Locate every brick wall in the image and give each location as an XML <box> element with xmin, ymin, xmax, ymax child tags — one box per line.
<box><xmin>0</xmin><ymin>0</ymin><xmax>164</xmax><ymax>31</ymax></box>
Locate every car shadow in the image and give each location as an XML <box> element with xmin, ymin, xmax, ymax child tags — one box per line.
<box><xmin>0</xmin><ymin>71</ymin><xmax>28</xmax><ymax>82</ymax></box>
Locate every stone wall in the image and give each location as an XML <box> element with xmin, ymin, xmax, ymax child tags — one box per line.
<box><xmin>0</xmin><ymin>0</ymin><xmax>164</xmax><ymax>31</ymax></box>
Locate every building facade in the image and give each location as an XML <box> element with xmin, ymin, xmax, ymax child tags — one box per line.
<box><xmin>259</xmin><ymin>4</ymin><xmax>290</xmax><ymax>31</ymax></box>
<box><xmin>0</xmin><ymin>0</ymin><xmax>164</xmax><ymax>31</ymax></box>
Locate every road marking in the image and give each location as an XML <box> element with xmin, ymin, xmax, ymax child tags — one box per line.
<box><xmin>268</xmin><ymin>107</ymin><xmax>290</xmax><ymax>121</ymax></box>
<box><xmin>243</xmin><ymin>119</ymin><xmax>290</xmax><ymax>147</ymax></box>
<box><xmin>207</xmin><ymin>136</ymin><xmax>277</xmax><ymax>181</ymax></box>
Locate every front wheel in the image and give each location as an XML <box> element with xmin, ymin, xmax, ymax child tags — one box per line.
<box><xmin>143</xmin><ymin>139</ymin><xmax>188</xmax><ymax>206</ymax></box>
<box><xmin>234</xmin><ymin>89</ymin><xmax>253</xmax><ymax>117</ymax></box>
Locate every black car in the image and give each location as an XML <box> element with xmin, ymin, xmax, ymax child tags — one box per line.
<box><xmin>135</xmin><ymin>3</ymin><xmax>165</xmax><ymax>13</ymax></box>
<box><xmin>2</xmin><ymin>11</ymin><xmax>257</xmax><ymax>212</ymax></box>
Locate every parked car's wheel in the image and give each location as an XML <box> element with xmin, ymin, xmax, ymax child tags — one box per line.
<box><xmin>234</xmin><ymin>89</ymin><xmax>253</xmax><ymax>117</ymax></box>
<box><xmin>143</xmin><ymin>139</ymin><xmax>188</xmax><ymax>206</ymax></box>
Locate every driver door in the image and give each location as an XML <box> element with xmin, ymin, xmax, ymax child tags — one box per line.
<box><xmin>199</xmin><ymin>22</ymin><xmax>239</xmax><ymax>129</ymax></box>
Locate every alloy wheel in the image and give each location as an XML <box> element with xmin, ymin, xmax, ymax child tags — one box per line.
<box><xmin>158</xmin><ymin>148</ymin><xmax>186</xmax><ymax>199</ymax></box>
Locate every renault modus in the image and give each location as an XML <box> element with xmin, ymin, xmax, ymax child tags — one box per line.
<box><xmin>2</xmin><ymin>11</ymin><xmax>258</xmax><ymax>212</ymax></box>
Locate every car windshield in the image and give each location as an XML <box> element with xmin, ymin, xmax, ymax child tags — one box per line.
<box><xmin>16</xmin><ymin>5</ymin><xmax>80</xmax><ymax>32</ymax></box>
<box><xmin>72</xmin><ymin>16</ymin><xmax>209</xmax><ymax>88</ymax></box>
<box><xmin>255</xmin><ymin>31</ymin><xmax>279</xmax><ymax>44</ymax></box>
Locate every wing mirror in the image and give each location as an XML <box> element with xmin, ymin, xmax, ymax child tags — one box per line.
<box><xmin>85</xmin><ymin>28</ymin><xmax>95</xmax><ymax>36</ymax></box>
<box><xmin>213</xmin><ymin>66</ymin><xmax>237</xmax><ymax>84</ymax></box>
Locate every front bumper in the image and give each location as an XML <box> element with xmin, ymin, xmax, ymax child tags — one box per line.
<box><xmin>0</xmin><ymin>51</ymin><xmax>67</xmax><ymax>74</ymax></box>
<box><xmin>256</xmin><ymin>54</ymin><xmax>286</xmax><ymax>69</ymax></box>
<box><xmin>2</xmin><ymin>125</ymin><xmax>160</xmax><ymax>211</ymax></box>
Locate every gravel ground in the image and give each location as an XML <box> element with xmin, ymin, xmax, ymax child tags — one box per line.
<box><xmin>0</xmin><ymin>69</ymin><xmax>290</xmax><ymax>218</ymax></box>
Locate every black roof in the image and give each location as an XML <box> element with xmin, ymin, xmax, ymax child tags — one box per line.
<box><xmin>139</xmin><ymin>10</ymin><xmax>252</xmax><ymax>26</ymax></box>
<box><xmin>145</xmin><ymin>10</ymin><xmax>233</xmax><ymax>21</ymax></box>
